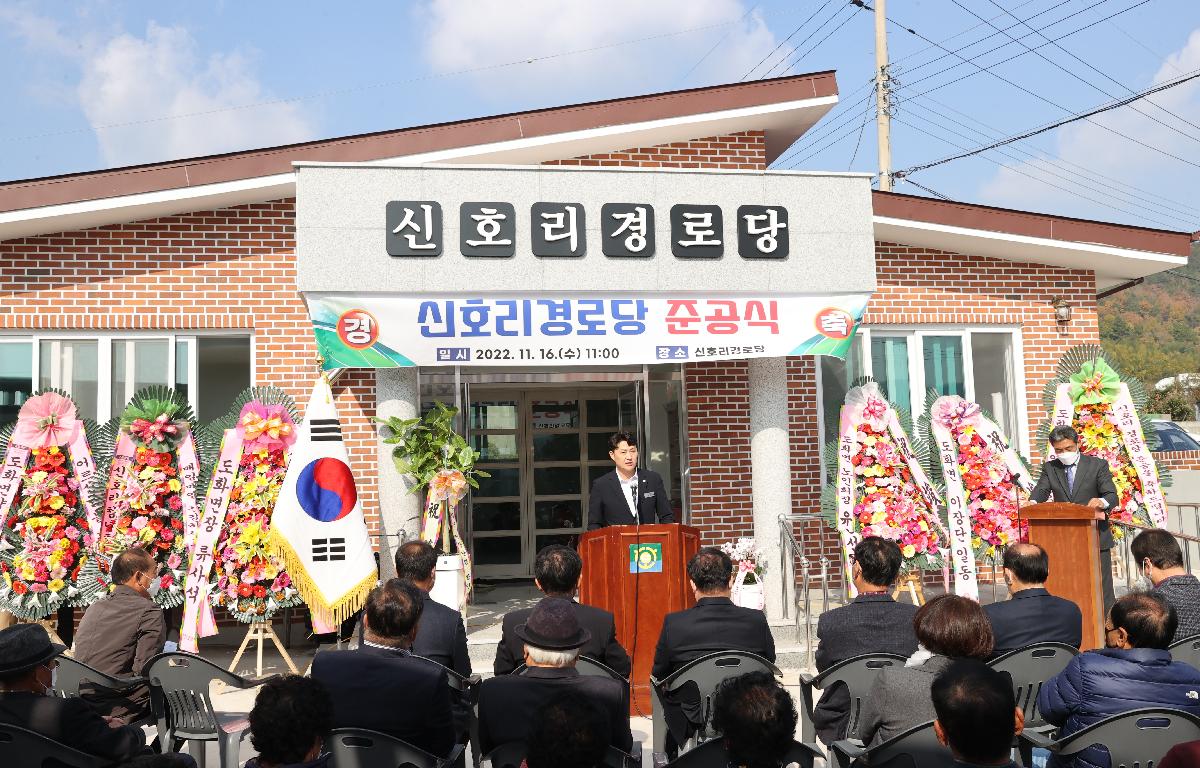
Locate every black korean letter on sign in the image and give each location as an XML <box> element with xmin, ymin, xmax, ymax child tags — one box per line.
<box><xmin>601</xmin><ymin>203</ymin><xmax>655</xmax><ymax>258</ymax></box>
<box><xmin>386</xmin><ymin>201</ymin><xmax>443</xmax><ymax>257</ymax></box>
<box><xmin>670</xmin><ymin>204</ymin><xmax>724</xmax><ymax>259</ymax></box>
<box><xmin>531</xmin><ymin>203</ymin><xmax>586</xmax><ymax>257</ymax></box>
<box><xmin>460</xmin><ymin>202</ymin><xmax>517</xmax><ymax>258</ymax></box>
<box><xmin>737</xmin><ymin>205</ymin><xmax>789</xmax><ymax>259</ymax></box>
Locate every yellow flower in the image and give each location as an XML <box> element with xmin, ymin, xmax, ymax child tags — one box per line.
<box><xmin>47</xmin><ymin>579</ymin><xmax>65</xmax><ymax>593</ymax></box>
<box><xmin>168</xmin><ymin>478</ymin><xmax>182</xmax><ymax>492</ymax></box>
<box><xmin>29</xmin><ymin>471</ymin><xmax>48</xmax><ymax>483</ymax></box>
<box><xmin>902</xmin><ymin>544</ymin><xmax>916</xmax><ymax>559</ymax></box>
<box><xmin>138</xmin><ymin>466</ymin><xmax>156</xmax><ymax>481</ymax></box>
<box><xmin>20</xmin><ymin>565</ymin><xmax>36</xmax><ymax>581</ymax></box>
<box><xmin>48</xmin><ymin>496</ymin><xmax>65</xmax><ymax>510</ymax></box>
<box><xmin>918</xmin><ymin>519</ymin><xmax>928</xmax><ymax>532</ymax></box>
<box><xmin>871</xmin><ymin>510</ymin><xmax>888</xmax><ymax>524</ymax></box>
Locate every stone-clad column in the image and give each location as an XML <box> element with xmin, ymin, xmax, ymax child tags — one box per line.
<box><xmin>748</xmin><ymin>357</ymin><xmax>793</xmax><ymax>622</ymax></box>
<box><xmin>376</xmin><ymin>368</ymin><xmax>421</xmax><ymax>579</ymax></box>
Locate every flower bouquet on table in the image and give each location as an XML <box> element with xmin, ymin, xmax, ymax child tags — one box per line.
<box><xmin>1040</xmin><ymin>346</ymin><xmax>1169</xmax><ymax>535</ymax></box>
<box><xmin>918</xmin><ymin>393</ymin><xmax>1035</xmax><ymax>599</ymax></box>
<box><xmin>820</xmin><ymin>381</ymin><xmax>949</xmax><ymax>584</ymax></box>
<box><xmin>94</xmin><ymin>387</ymin><xmax>202</xmax><ymax>609</ymax></box>
<box><xmin>721</xmin><ymin>537</ymin><xmax>767</xmax><ymax>610</ymax></box>
<box><xmin>191</xmin><ymin>388</ymin><xmax>302</xmax><ymax>637</ymax></box>
<box><xmin>0</xmin><ymin>390</ymin><xmax>108</xmax><ymax>619</ymax></box>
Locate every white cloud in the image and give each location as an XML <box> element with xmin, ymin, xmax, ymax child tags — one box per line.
<box><xmin>976</xmin><ymin>28</ymin><xmax>1200</xmax><ymax>229</ymax></box>
<box><xmin>416</xmin><ymin>0</ymin><xmax>786</xmax><ymax>103</ymax></box>
<box><xmin>77</xmin><ymin>23</ymin><xmax>315</xmax><ymax>166</ymax></box>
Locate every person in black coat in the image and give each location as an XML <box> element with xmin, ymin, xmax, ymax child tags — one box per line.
<box><xmin>985</xmin><ymin>543</ymin><xmax>1083</xmax><ymax>656</ymax></box>
<box><xmin>811</xmin><ymin>537</ymin><xmax>920</xmax><ymax>745</ymax></box>
<box><xmin>0</xmin><ymin>624</ymin><xmax>149</xmax><ymax>763</ymax></box>
<box><xmin>312</xmin><ymin>580</ymin><xmax>457</xmax><ymax>758</ymax></box>
<box><xmin>478</xmin><ymin>598</ymin><xmax>633</xmax><ymax>757</ymax></box>
<box><xmin>1028</xmin><ymin>425</ymin><xmax>1120</xmax><ymax>609</ymax></box>
<box><xmin>495</xmin><ymin>545</ymin><xmax>630</xmax><ymax>676</ymax></box>
<box><xmin>587</xmin><ymin>431</ymin><xmax>674</xmax><ymax>529</ymax></box>
<box><xmin>393</xmin><ymin>540</ymin><xmax>471</xmax><ymax>676</ymax></box>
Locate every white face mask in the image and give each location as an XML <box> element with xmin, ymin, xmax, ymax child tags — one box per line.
<box><xmin>1134</xmin><ymin>560</ymin><xmax>1154</xmax><ymax>592</ymax></box>
<box><xmin>143</xmin><ymin>571</ymin><xmax>161</xmax><ymax>600</ymax></box>
<box><xmin>1057</xmin><ymin>451</ymin><xmax>1079</xmax><ymax>466</ymax></box>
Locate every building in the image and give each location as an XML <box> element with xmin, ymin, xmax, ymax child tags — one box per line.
<box><xmin>1</xmin><ymin>71</ymin><xmax>1194</xmax><ymax>620</ymax></box>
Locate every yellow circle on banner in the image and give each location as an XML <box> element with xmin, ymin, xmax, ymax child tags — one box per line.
<box><xmin>635</xmin><ymin>546</ymin><xmax>658</xmax><ymax>570</ymax></box>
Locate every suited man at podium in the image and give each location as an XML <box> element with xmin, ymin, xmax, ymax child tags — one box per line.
<box><xmin>1028</xmin><ymin>425</ymin><xmax>1120</xmax><ymax>610</ymax></box>
<box><xmin>587</xmin><ymin>431</ymin><xmax>675</xmax><ymax>529</ymax></box>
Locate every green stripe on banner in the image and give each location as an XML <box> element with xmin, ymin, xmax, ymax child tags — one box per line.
<box><xmin>790</xmin><ymin>334</ymin><xmax>854</xmax><ymax>358</ymax></box>
<box><xmin>313</xmin><ymin>325</ymin><xmax>416</xmax><ymax>369</ymax></box>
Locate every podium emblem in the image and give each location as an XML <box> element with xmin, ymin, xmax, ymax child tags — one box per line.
<box><xmin>629</xmin><ymin>543</ymin><xmax>663</xmax><ymax>573</ymax></box>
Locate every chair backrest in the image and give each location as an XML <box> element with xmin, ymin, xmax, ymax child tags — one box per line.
<box><xmin>0</xmin><ymin>722</ymin><xmax>105</xmax><ymax>768</ymax></box>
<box><xmin>52</xmin><ymin>656</ymin><xmax>108</xmax><ymax>699</ymax></box>
<box><xmin>864</xmin><ymin>721</ymin><xmax>955</xmax><ymax>768</ymax></box>
<box><xmin>485</xmin><ymin>740</ymin><xmax>634</xmax><ymax>768</ymax></box>
<box><xmin>143</xmin><ymin>652</ymin><xmax>242</xmax><ymax>738</ymax></box>
<box><xmin>329</xmin><ymin>728</ymin><xmax>446</xmax><ymax>768</ymax></box>
<box><xmin>1169</xmin><ymin>634</ymin><xmax>1200</xmax><ymax>669</ymax></box>
<box><xmin>667</xmin><ymin>738</ymin><xmax>823</xmax><ymax>768</ymax></box>
<box><xmin>809</xmin><ymin>653</ymin><xmax>907</xmax><ymax>740</ymax></box>
<box><xmin>987</xmin><ymin>642</ymin><xmax>1079</xmax><ymax>728</ymax></box>
<box><xmin>661</xmin><ymin>651</ymin><xmax>780</xmax><ymax>743</ymax></box>
<box><xmin>1055</xmin><ymin>708</ymin><xmax>1200</xmax><ymax>768</ymax></box>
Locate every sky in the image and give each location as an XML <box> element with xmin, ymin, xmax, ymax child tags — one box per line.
<box><xmin>1</xmin><ymin>0</ymin><xmax>1198</xmax><ymax>232</ymax></box>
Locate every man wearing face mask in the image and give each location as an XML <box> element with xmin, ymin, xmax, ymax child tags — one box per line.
<box><xmin>74</xmin><ymin>546</ymin><xmax>166</xmax><ymax>722</ymax></box>
<box><xmin>1028</xmin><ymin>425</ymin><xmax>1120</xmax><ymax>610</ymax></box>
<box><xmin>1130</xmin><ymin>528</ymin><xmax>1200</xmax><ymax>643</ymax></box>
<box><xmin>0</xmin><ymin>623</ymin><xmax>148</xmax><ymax>761</ymax></box>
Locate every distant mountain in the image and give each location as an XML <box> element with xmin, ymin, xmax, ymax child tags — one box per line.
<box><xmin>1099</xmin><ymin>240</ymin><xmax>1200</xmax><ymax>388</ymax></box>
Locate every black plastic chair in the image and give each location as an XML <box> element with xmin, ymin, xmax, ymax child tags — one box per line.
<box><xmin>830</xmin><ymin>721</ymin><xmax>954</xmax><ymax>768</ymax></box>
<box><xmin>412</xmin><ymin>655</ymin><xmax>482</xmax><ymax>768</ymax></box>
<box><xmin>54</xmin><ymin>655</ymin><xmax>148</xmax><ymax>699</ymax></box>
<box><xmin>650</xmin><ymin>651</ymin><xmax>780</xmax><ymax>756</ymax></box>
<box><xmin>988</xmin><ymin>641</ymin><xmax>1078</xmax><ymax>766</ymax></box>
<box><xmin>0</xmin><ymin>722</ymin><xmax>106</xmax><ymax>768</ymax></box>
<box><xmin>143</xmin><ymin>651</ymin><xmax>277</xmax><ymax>768</ymax></box>
<box><xmin>797</xmin><ymin>653</ymin><xmax>907</xmax><ymax>743</ymax></box>
<box><xmin>514</xmin><ymin>656</ymin><xmax>631</xmax><ymax>710</ymax></box>
<box><xmin>329</xmin><ymin>728</ymin><xmax>465</xmax><ymax>768</ymax></box>
<box><xmin>665</xmin><ymin>738</ymin><xmax>824</xmax><ymax>768</ymax></box>
<box><xmin>1169</xmin><ymin>634</ymin><xmax>1200</xmax><ymax>669</ymax></box>
<box><xmin>485</xmin><ymin>740</ymin><xmax>636</xmax><ymax>768</ymax></box>
<box><xmin>1021</xmin><ymin>707</ymin><xmax>1200</xmax><ymax>768</ymax></box>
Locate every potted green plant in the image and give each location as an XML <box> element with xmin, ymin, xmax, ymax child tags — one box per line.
<box><xmin>378</xmin><ymin>402</ymin><xmax>487</xmax><ymax>610</ymax></box>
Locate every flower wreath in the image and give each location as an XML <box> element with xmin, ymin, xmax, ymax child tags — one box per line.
<box><xmin>0</xmin><ymin>390</ymin><xmax>108</xmax><ymax>619</ymax></box>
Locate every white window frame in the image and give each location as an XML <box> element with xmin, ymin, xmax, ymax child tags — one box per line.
<box><xmin>816</xmin><ymin>324</ymin><xmax>1029</xmax><ymax>486</ymax></box>
<box><xmin>0</xmin><ymin>331</ymin><xmax>255</xmax><ymax>423</ymax></box>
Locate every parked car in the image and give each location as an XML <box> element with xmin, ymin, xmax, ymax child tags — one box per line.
<box><xmin>1151</xmin><ymin>420</ymin><xmax>1200</xmax><ymax>452</ymax></box>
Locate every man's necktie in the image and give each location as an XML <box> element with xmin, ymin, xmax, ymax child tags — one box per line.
<box><xmin>1066</xmin><ymin>464</ymin><xmax>1076</xmax><ymax>495</ymax></box>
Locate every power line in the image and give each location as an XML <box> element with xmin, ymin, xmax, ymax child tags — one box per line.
<box><xmin>900</xmin><ymin>177</ymin><xmax>953</xmax><ymax>200</ymax></box>
<box><xmin>759</xmin><ymin>2</ymin><xmax>860</xmax><ymax>80</ymax></box>
<box><xmin>678</xmin><ymin>3</ymin><xmax>763</xmax><ymax>85</ymax></box>
<box><xmin>739</xmin><ymin>1</ymin><xmax>829</xmax><ymax>81</ymax></box>
<box><xmin>895</xmin><ymin>67</ymin><xmax>1200</xmax><ymax>178</ymax></box>
<box><xmin>782</xmin><ymin>95</ymin><xmax>876</xmax><ymax>168</ymax></box>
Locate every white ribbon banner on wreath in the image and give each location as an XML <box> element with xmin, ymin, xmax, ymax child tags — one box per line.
<box><xmin>1052</xmin><ymin>384</ymin><xmax>1167</xmax><ymax>527</ymax></box>
<box><xmin>180</xmin><ymin>429</ymin><xmax>243</xmax><ymax>653</ymax></box>
<box><xmin>931</xmin><ymin>421</ymin><xmax>978</xmax><ymax>600</ymax></box>
<box><xmin>101</xmin><ymin>433</ymin><xmax>137</xmax><ymax>543</ymax></box>
<box><xmin>68</xmin><ymin>431</ymin><xmax>103</xmax><ymax>540</ymax></box>
<box><xmin>0</xmin><ymin>444</ymin><xmax>31</xmax><ymax>524</ymax></box>
<box><xmin>177</xmin><ymin>432</ymin><xmax>202</xmax><ymax>551</ymax></box>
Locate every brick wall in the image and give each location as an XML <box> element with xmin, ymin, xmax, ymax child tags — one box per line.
<box><xmin>544</xmin><ymin>130</ymin><xmax>766</xmax><ymax>170</ymax></box>
<box><xmin>1157</xmin><ymin>451</ymin><xmax>1200</xmax><ymax>472</ymax></box>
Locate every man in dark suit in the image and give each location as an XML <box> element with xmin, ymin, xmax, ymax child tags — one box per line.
<box><xmin>1028</xmin><ymin>425</ymin><xmax>1120</xmax><ymax>610</ymax></box>
<box><xmin>587</xmin><ymin>431</ymin><xmax>674</xmax><ymax>529</ymax></box>
<box><xmin>394</xmin><ymin>540</ymin><xmax>471</xmax><ymax>676</ymax></box>
<box><xmin>652</xmin><ymin>547</ymin><xmax>775</xmax><ymax>680</ymax></box>
<box><xmin>495</xmin><ymin>545</ymin><xmax>630</xmax><ymax>676</ymax></box>
<box><xmin>312</xmin><ymin>580</ymin><xmax>456</xmax><ymax>757</ymax></box>
<box><xmin>811</xmin><ymin>537</ymin><xmax>920</xmax><ymax>745</ymax></box>
<box><xmin>0</xmin><ymin>624</ymin><xmax>150</xmax><ymax>763</ymax></box>
<box><xmin>984</xmin><ymin>542</ymin><xmax>1083</xmax><ymax>656</ymax></box>
<box><xmin>478</xmin><ymin>598</ymin><xmax>632</xmax><ymax>756</ymax></box>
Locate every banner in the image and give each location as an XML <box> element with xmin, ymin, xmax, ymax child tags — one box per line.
<box><xmin>306</xmin><ymin>293</ymin><xmax>870</xmax><ymax>369</ymax></box>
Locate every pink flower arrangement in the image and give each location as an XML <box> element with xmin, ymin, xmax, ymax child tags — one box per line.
<box><xmin>950</xmin><ymin>425</ymin><xmax>1027</xmax><ymax>559</ymax></box>
<box><xmin>107</xmin><ymin>445</ymin><xmax>188</xmax><ymax>608</ymax></box>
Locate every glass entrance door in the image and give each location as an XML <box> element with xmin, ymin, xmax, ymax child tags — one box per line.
<box><xmin>467</xmin><ymin>387</ymin><xmax>634</xmax><ymax>578</ymax></box>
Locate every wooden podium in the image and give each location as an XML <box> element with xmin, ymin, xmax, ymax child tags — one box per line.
<box><xmin>1020</xmin><ymin>502</ymin><xmax>1105</xmax><ymax>650</ymax></box>
<box><xmin>578</xmin><ymin>524</ymin><xmax>701</xmax><ymax>715</ymax></box>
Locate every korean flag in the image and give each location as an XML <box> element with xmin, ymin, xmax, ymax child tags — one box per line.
<box><xmin>269</xmin><ymin>377</ymin><xmax>377</xmax><ymax>627</ymax></box>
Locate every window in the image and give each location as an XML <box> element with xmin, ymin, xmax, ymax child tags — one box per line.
<box><xmin>819</xmin><ymin>327</ymin><xmax>1026</xmax><ymax>458</ymax></box>
<box><xmin>0</xmin><ymin>334</ymin><xmax>252</xmax><ymax>424</ymax></box>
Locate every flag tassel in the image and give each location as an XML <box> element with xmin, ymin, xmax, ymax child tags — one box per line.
<box><xmin>267</xmin><ymin>527</ymin><xmax>376</xmax><ymax>625</ymax></box>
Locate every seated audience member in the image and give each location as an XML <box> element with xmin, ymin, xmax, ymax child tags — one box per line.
<box><xmin>526</xmin><ymin>693</ymin><xmax>608</xmax><ymax>768</ymax></box>
<box><xmin>652</xmin><ymin>547</ymin><xmax>775</xmax><ymax>680</ymax></box>
<box><xmin>984</xmin><ymin>543</ymin><xmax>1083</xmax><ymax>656</ymax></box>
<box><xmin>311</xmin><ymin>579</ymin><xmax>456</xmax><ymax>757</ymax></box>
<box><xmin>0</xmin><ymin>624</ymin><xmax>148</xmax><ymax>762</ymax></box>
<box><xmin>477</xmin><ymin>598</ymin><xmax>632</xmax><ymax>757</ymax></box>
<box><xmin>1038</xmin><ymin>592</ymin><xmax>1200</xmax><ymax>768</ymax></box>
<box><xmin>711</xmin><ymin>671</ymin><xmax>799</xmax><ymax>768</ymax></box>
<box><xmin>812</xmin><ymin>537</ymin><xmax>919</xmax><ymax>744</ymax></box>
<box><xmin>495</xmin><ymin>545</ymin><xmax>630</xmax><ymax>677</ymax></box>
<box><xmin>73</xmin><ymin>546</ymin><xmax>166</xmax><ymax>721</ymax></box>
<box><xmin>245</xmin><ymin>675</ymin><xmax>333</xmax><ymax>768</ymax></box>
<box><xmin>1131</xmin><ymin>528</ymin><xmax>1200</xmax><ymax>642</ymax></box>
<box><xmin>1160</xmin><ymin>740</ymin><xmax>1200</xmax><ymax>768</ymax></box>
<box><xmin>932</xmin><ymin>660</ymin><xmax>1024</xmax><ymax>768</ymax></box>
<box><xmin>858</xmin><ymin>595</ymin><xmax>994</xmax><ymax>748</ymax></box>
<box><xmin>392</xmin><ymin>540</ymin><xmax>471</xmax><ymax>676</ymax></box>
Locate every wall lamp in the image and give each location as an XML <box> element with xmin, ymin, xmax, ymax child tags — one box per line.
<box><xmin>1051</xmin><ymin>297</ymin><xmax>1072</xmax><ymax>324</ymax></box>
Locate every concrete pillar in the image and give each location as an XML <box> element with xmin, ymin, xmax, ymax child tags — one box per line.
<box><xmin>376</xmin><ymin>367</ymin><xmax>421</xmax><ymax>580</ymax></box>
<box><xmin>748</xmin><ymin>357</ymin><xmax>793</xmax><ymax>623</ymax></box>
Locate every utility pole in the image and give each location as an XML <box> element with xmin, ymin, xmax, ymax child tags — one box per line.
<box><xmin>874</xmin><ymin>0</ymin><xmax>893</xmax><ymax>191</ymax></box>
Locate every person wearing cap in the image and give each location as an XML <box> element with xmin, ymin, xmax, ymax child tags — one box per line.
<box><xmin>311</xmin><ymin>579</ymin><xmax>456</xmax><ymax>758</ymax></box>
<box><xmin>0</xmin><ymin>623</ymin><xmax>148</xmax><ymax>762</ymax></box>
<box><xmin>477</xmin><ymin>597</ymin><xmax>632</xmax><ymax>758</ymax></box>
